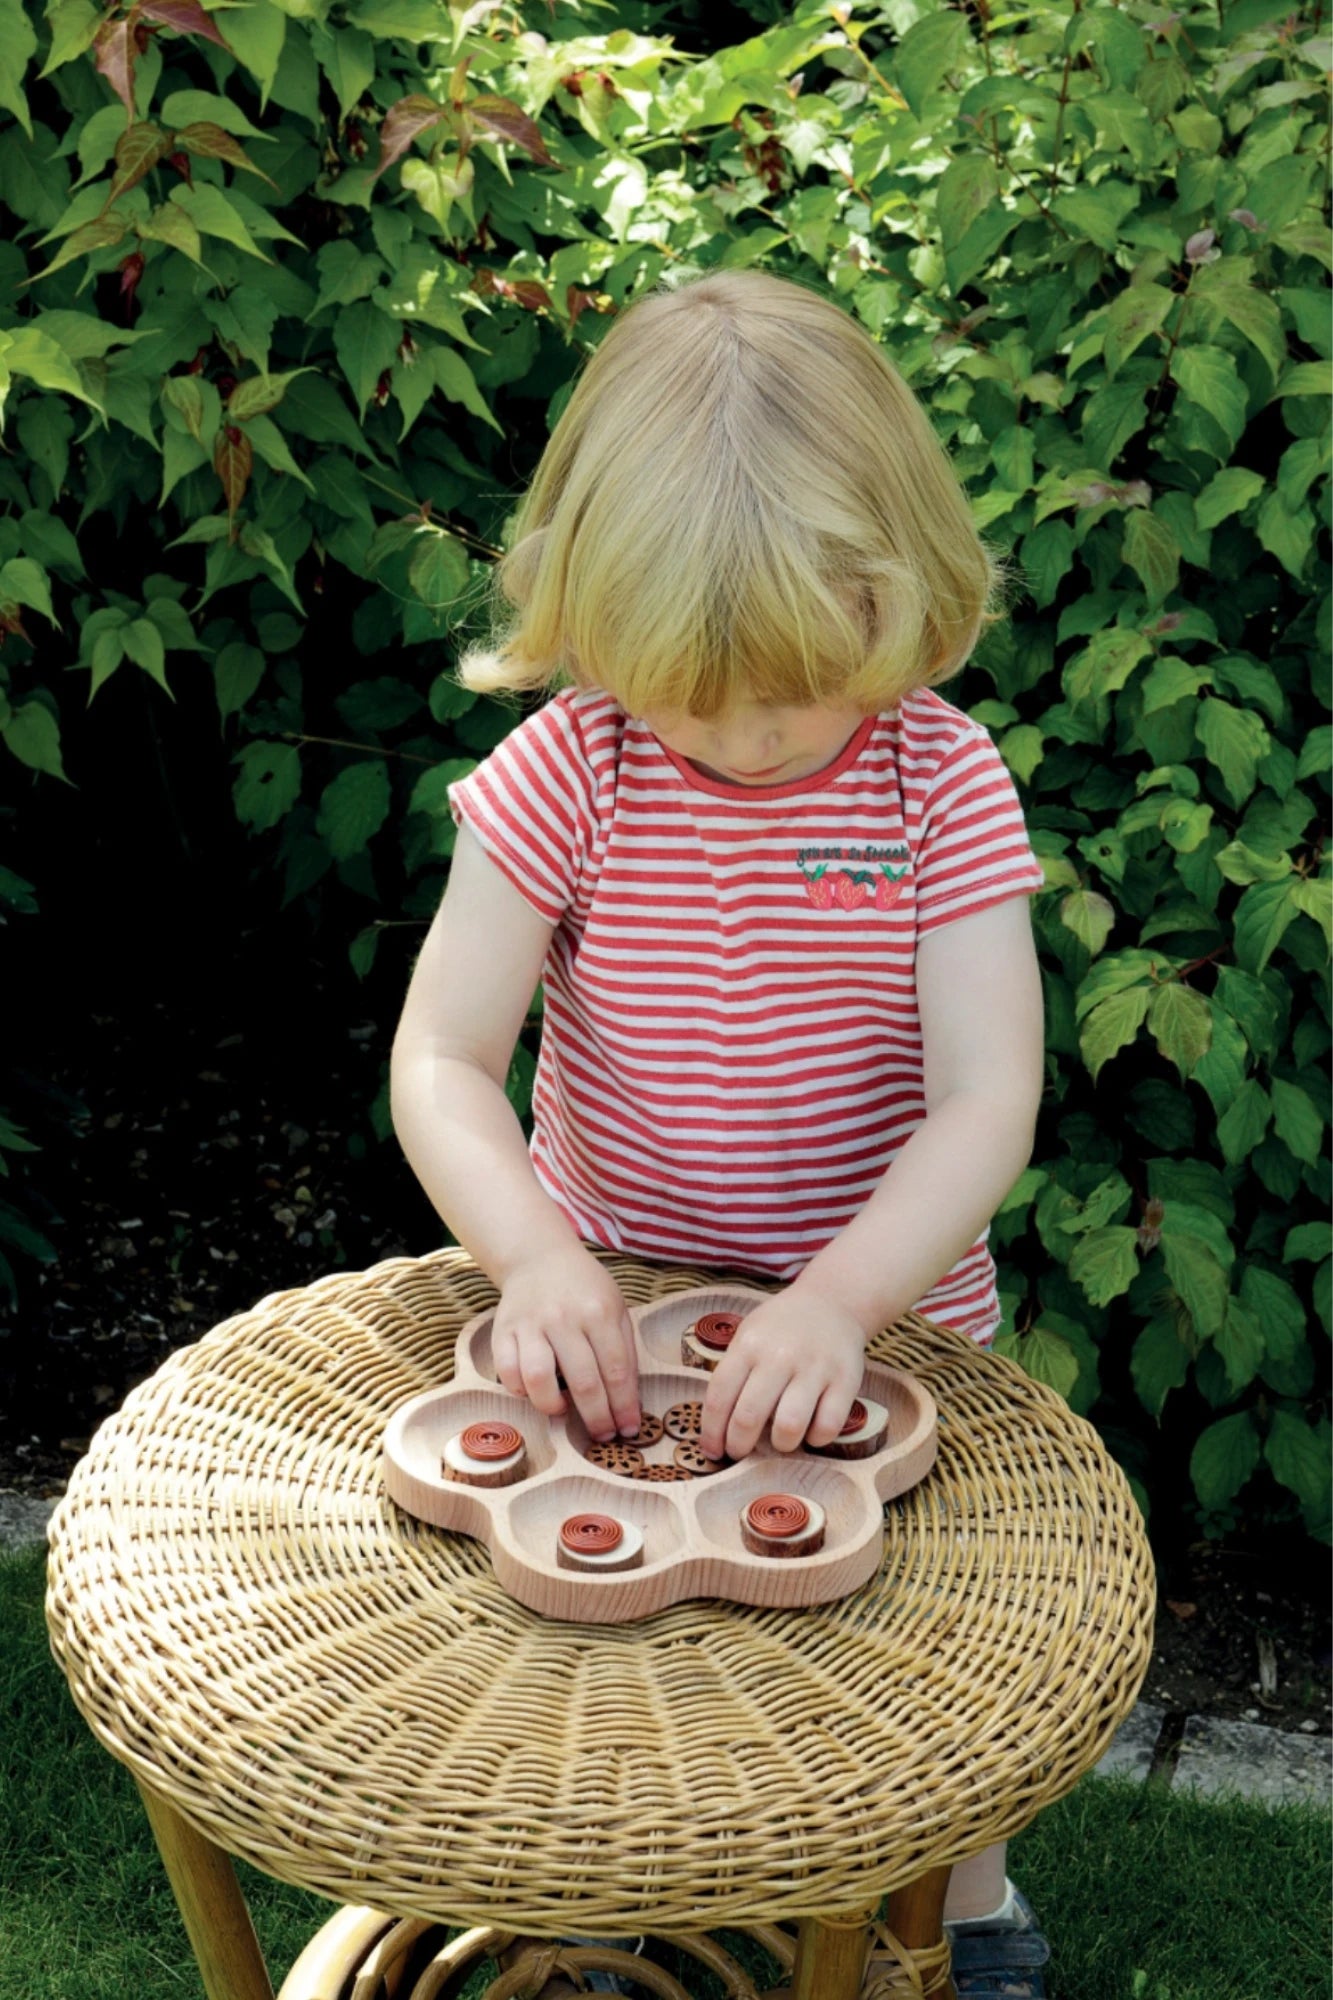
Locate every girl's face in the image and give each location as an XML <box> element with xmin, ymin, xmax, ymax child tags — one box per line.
<box><xmin>637</xmin><ymin>700</ymin><xmax>867</xmax><ymax>787</ymax></box>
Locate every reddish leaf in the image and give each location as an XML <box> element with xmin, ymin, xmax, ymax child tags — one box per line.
<box><xmin>463</xmin><ymin>93</ymin><xmax>555</xmax><ymax>169</ymax></box>
<box><xmin>174</xmin><ymin>122</ymin><xmax>278</xmax><ymax>188</ymax></box>
<box><xmin>567</xmin><ymin>284</ymin><xmax>615</xmax><ymax>331</ymax></box>
<box><xmin>374</xmin><ymin>94</ymin><xmax>452</xmax><ymax>181</ymax></box>
<box><xmin>106</xmin><ymin>122</ymin><xmax>174</xmax><ymax>206</ymax></box>
<box><xmin>118</xmin><ymin>251</ymin><xmax>145</xmax><ymax>301</ymax></box>
<box><xmin>136</xmin><ymin>0</ymin><xmax>231</xmax><ymax>49</ymax></box>
<box><xmin>471</xmin><ymin>270</ymin><xmax>552</xmax><ymax>313</ymax></box>
<box><xmin>93</xmin><ymin>19</ymin><xmax>136</xmax><ymax>121</ymax></box>
<box><xmin>1165</xmin><ymin>1599</ymin><xmax>1198</xmax><ymax>1620</ymax></box>
<box><xmin>214</xmin><ymin>424</ymin><xmax>252</xmax><ymax>528</ymax></box>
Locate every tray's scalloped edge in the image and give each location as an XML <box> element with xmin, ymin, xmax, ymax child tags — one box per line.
<box><xmin>382</xmin><ymin>1287</ymin><xmax>938</xmax><ymax>1622</ymax></box>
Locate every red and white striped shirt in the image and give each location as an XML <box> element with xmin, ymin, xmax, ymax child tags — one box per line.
<box><xmin>448</xmin><ymin>686</ymin><xmax>1044</xmax><ymax>1343</ymax></box>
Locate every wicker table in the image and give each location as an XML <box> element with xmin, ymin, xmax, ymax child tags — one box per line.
<box><xmin>45</xmin><ymin>1248</ymin><xmax>1153</xmax><ymax>2000</ymax></box>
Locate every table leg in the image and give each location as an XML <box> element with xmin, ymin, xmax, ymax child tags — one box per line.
<box><xmin>788</xmin><ymin>1909</ymin><xmax>873</xmax><ymax>1999</ymax></box>
<box><xmin>135</xmin><ymin>1779</ymin><xmax>275</xmax><ymax>2000</ymax></box>
<box><xmin>880</xmin><ymin>1864</ymin><xmax>956</xmax><ymax>1999</ymax></box>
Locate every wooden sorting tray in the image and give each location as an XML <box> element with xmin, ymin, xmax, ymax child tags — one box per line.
<box><xmin>382</xmin><ymin>1285</ymin><xmax>938</xmax><ymax>1623</ymax></box>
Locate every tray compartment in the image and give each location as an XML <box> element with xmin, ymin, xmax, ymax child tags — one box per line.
<box><xmin>632</xmin><ymin>1287</ymin><xmax>770</xmax><ymax>1369</ymax></box>
<box><xmin>690</xmin><ymin>1456</ymin><xmax>867</xmax><ymax>1564</ymax></box>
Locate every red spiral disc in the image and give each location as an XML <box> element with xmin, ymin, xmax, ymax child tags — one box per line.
<box><xmin>559</xmin><ymin>1512</ymin><xmax>624</xmax><ymax>1554</ymax></box>
<box><xmin>745</xmin><ymin>1493</ymin><xmax>811</xmax><ymax>1538</ymax></box>
<box><xmin>692</xmin><ymin>1311</ymin><xmax>741</xmax><ymax>1352</ymax></box>
<box><xmin>839</xmin><ymin>1399</ymin><xmax>869</xmax><ymax>1436</ymax></box>
<box><xmin>459</xmin><ymin>1420</ymin><xmax>524</xmax><ymax>1462</ymax></box>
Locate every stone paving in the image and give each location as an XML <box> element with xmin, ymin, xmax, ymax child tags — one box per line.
<box><xmin>4</xmin><ymin>1494</ymin><xmax>1329</xmax><ymax>1809</ymax></box>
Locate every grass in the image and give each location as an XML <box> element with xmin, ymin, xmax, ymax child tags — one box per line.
<box><xmin>4</xmin><ymin>1544</ymin><xmax>1328</xmax><ymax>2000</ymax></box>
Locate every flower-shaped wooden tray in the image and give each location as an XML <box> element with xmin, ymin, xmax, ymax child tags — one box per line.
<box><xmin>382</xmin><ymin>1286</ymin><xmax>938</xmax><ymax>1623</ymax></box>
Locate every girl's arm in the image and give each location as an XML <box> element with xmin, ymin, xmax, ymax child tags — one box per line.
<box><xmin>390</xmin><ymin>825</ymin><xmax>642</xmax><ymax>1440</ymax></box>
<box><xmin>699</xmin><ymin>895</ymin><xmax>1044</xmax><ymax>1462</ymax></box>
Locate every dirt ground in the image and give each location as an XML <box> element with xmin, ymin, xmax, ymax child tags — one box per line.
<box><xmin>3</xmin><ymin>950</ymin><xmax>1328</xmax><ymax>1739</ymax></box>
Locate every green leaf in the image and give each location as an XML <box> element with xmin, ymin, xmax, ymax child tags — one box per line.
<box><xmin>1194</xmin><ymin>466</ymin><xmax>1265</xmax><ymax>531</ymax></box>
<box><xmin>991</xmin><ymin>1325</ymin><xmax>1080</xmax><ymax>1402</ymax></box>
<box><xmin>1195</xmin><ymin>697</ymin><xmax>1270</xmax><ymax>808</ymax></box>
<box><xmin>215</xmin><ymin>642</ymin><xmax>265</xmax><ymax>719</ymax></box>
<box><xmin>169</xmin><ymin>182</ymin><xmax>273</xmax><ymax>263</ymax></box>
<box><xmin>1256</xmin><ymin>491</ymin><xmax>1315</xmax><ymax>580</ymax></box>
<box><xmin>1264</xmin><ymin>1410</ymin><xmax>1331</xmax><ymax>1522</ymax></box>
<box><xmin>1054</xmin><ymin>179</ymin><xmax>1140</xmax><ymax>254</ymax></box>
<box><xmin>315</xmin><ymin>758</ymin><xmax>391</xmax><ymax>861</ymax></box>
<box><xmin>1131</xmin><ymin>1315</ymin><xmax>1191</xmax><ymax>1421</ymax></box>
<box><xmin>1184</xmin><ymin>1008</ymin><xmax>1248</xmax><ymax>1120</ymax></box>
<box><xmin>1170</xmin><ymin>344</ymin><xmax>1249</xmax><ymax>457</ymax></box>
<box><xmin>223</xmin><ymin>0</ymin><xmax>286</xmax><ymax>100</ymax></box>
<box><xmin>1191</xmin><ymin>1412</ymin><xmax>1261</xmax><ymax>1510</ymax></box>
<box><xmin>1122</xmin><ymin>510</ymin><xmax>1179</xmax><ymax>609</ymax></box>
<box><xmin>1079</xmin><ymin>985</ymin><xmax>1150</xmax><ymax>1080</ymax></box>
<box><xmin>333</xmin><ymin>301</ymin><xmax>399</xmax><ymax>413</ymax></box>
<box><xmin>1238</xmin><ymin>1265</ymin><xmax>1308</xmax><ymax>1370</ymax></box>
<box><xmin>120</xmin><ymin>615</ymin><xmax>170</xmax><ymax>696</ymax></box>
<box><xmin>1215</xmin><ymin>1298</ymin><xmax>1264</xmax><ymax>1396</ymax></box>
<box><xmin>1060</xmin><ymin>887</ymin><xmax>1115</xmax><ymax>956</ymax></box>
<box><xmin>0</xmin><ymin>0</ymin><xmax>38</xmax><ymax>135</ymax></box>
<box><xmin>892</xmin><ymin>7</ymin><xmax>970</xmax><ymax>117</ymax></box>
<box><xmin>349</xmin><ymin>924</ymin><xmax>379</xmax><ymax>980</ymax></box>
<box><xmin>1211</xmin><ymin>966</ymin><xmax>1279</xmax><ymax>1055</ymax></box>
<box><xmin>1080</xmin><ymin>380</ymin><xmax>1149</xmax><ymax>473</ymax></box>
<box><xmin>2</xmin><ymin>700</ymin><xmax>66</xmax><ymax>779</ymax></box>
<box><xmin>1232</xmin><ymin>879</ymin><xmax>1300</xmax><ymax>973</ymax></box>
<box><xmin>1057</xmin><ymin>1172</ymin><xmax>1132</xmax><ymax>1235</ymax></box>
<box><xmin>1103</xmin><ymin>283</ymin><xmax>1173</xmax><ymax>379</ymax></box>
<box><xmin>936</xmin><ymin>153</ymin><xmax>1001</xmax><ymax>255</ymax></box>
<box><xmin>232</xmin><ymin>740</ymin><xmax>300</xmax><ymax>831</ymax></box>
<box><xmin>431</xmin><ymin>345</ymin><xmax>503</xmax><ymax>435</ymax></box>
<box><xmin>1283</xmin><ymin>1224</ymin><xmax>1330</xmax><ymax>1263</ymax></box>
<box><xmin>998</xmin><ymin>722</ymin><xmax>1044</xmax><ymax>786</ymax></box>
<box><xmin>1215</xmin><ymin>1079</ymin><xmax>1273</xmax><ymax>1165</ymax></box>
<box><xmin>0</xmin><ymin>556</ymin><xmax>55</xmax><ymax>625</ymax></box>
<box><xmin>1160</xmin><ymin>1207</ymin><xmax>1231</xmax><ymax>1337</ymax></box>
<box><xmin>1147</xmin><ymin>983</ymin><xmax>1212</xmax><ymax>1079</ymax></box>
<box><xmin>407</xmin><ymin>528</ymin><xmax>470</xmax><ymax>608</ymax></box>
<box><xmin>1067</xmin><ymin>1225</ymin><xmax>1140</xmax><ymax>1306</ymax></box>
<box><xmin>1269</xmin><ymin>1077</ymin><xmax>1324</xmax><ymax>1164</ymax></box>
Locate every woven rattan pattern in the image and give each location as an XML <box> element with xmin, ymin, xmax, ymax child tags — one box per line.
<box><xmin>46</xmin><ymin>1248</ymin><xmax>1153</xmax><ymax>1934</ymax></box>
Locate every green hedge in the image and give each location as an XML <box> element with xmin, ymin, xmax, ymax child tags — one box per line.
<box><xmin>0</xmin><ymin>0</ymin><xmax>1328</xmax><ymax>1550</ymax></box>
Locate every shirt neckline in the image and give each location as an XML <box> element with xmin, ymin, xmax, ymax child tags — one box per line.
<box><xmin>647</xmin><ymin>713</ymin><xmax>881</xmax><ymax>800</ymax></box>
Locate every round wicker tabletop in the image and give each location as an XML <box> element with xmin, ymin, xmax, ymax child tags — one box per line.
<box><xmin>45</xmin><ymin>1247</ymin><xmax>1154</xmax><ymax>1936</ymax></box>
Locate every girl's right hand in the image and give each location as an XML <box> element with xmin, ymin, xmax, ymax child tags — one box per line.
<box><xmin>491</xmin><ymin>1244</ymin><xmax>642</xmax><ymax>1443</ymax></box>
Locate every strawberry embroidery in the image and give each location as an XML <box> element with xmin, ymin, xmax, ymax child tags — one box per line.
<box><xmin>798</xmin><ymin>855</ymin><xmax>909</xmax><ymax>912</ymax></box>
<box><xmin>800</xmin><ymin>863</ymin><xmax>836</xmax><ymax>909</ymax></box>
<box><xmin>874</xmin><ymin>864</ymin><xmax>907</xmax><ymax>911</ymax></box>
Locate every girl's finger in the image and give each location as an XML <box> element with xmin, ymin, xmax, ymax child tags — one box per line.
<box><xmin>806</xmin><ymin>1380</ymin><xmax>857</xmax><ymax>1449</ymax></box>
<box><xmin>491</xmin><ymin>1320</ymin><xmax>524</xmax><ymax>1398</ymax></box>
<box><xmin>547</xmin><ymin>1333</ymin><xmax>618</xmax><ymax>1442</ymax></box>
<box><xmin>769</xmin><ymin>1376</ymin><xmax>824</xmax><ymax>1455</ymax></box>
<box><xmin>586</xmin><ymin>1312</ymin><xmax>642</xmax><ymax>1438</ymax></box>
<box><xmin>516</xmin><ymin>1327</ymin><xmax>570</xmax><ymax>1420</ymax></box>
<box><xmin>723</xmin><ymin>1366</ymin><xmax>789</xmax><ymax>1463</ymax></box>
<box><xmin>698</xmin><ymin>1354</ymin><xmax>746</xmax><ymax>1461</ymax></box>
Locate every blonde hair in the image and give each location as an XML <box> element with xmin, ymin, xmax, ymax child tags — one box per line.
<box><xmin>453</xmin><ymin>267</ymin><xmax>1014</xmax><ymax>719</ymax></box>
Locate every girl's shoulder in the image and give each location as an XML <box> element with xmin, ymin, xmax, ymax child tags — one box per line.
<box><xmin>893</xmin><ymin>683</ymin><xmax>1002</xmax><ymax>773</ymax></box>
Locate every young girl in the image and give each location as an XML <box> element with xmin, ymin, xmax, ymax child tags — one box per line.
<box><xmin>390</xmin><ymin>267</ymin><xmax>1050</xmax><ymax>1998</ymax></box>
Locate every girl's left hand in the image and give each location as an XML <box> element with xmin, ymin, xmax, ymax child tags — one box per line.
<box><xmin>698</xmin><ymin>1283</ymin><xmax>868</xmax><ymax>1462</ymax></box>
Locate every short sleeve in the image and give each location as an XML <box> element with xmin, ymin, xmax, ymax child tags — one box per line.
<box><xmin>913</xmin><ymin>728</ymin><xmax>1046</xmax><ymax>936</ymax></box>
<box><xmin>447</xmin><ymin>694</ymin><xmax>600</xmax><ymax>926</ymax></box>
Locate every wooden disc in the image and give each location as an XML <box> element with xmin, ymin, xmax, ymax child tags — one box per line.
<box><xmin>663</xmin><ymin>1401</ymin><xmax>703</xmax><ymax>1442</ymax></box>
<box><xmin>631</xmin><ymin>1463</ymin><xmax>693</xmax><ymax>1482</ymax></box>
<box><xmin>583</xmin><ymin>1441</ymin><xmax>646</xmax><ymax>1476</ymax></box>
<box><xmin>619</xmin><ymin>1412</ymin><xmax>665</xmax><ymax>1448</ymax></box>
<box><xmin>559</xmin><ymin>1513</ymin><xmax>624</xmax><ymax>1555</ymax></box>
<box><xmin>673</xmin><ymin>1441</ymin><xmax>729</xmax><ymax>1477</ymax></box>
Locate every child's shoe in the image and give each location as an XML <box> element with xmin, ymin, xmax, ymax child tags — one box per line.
<box><xmin>944</xmin><ymin>1879</ymin><xmax>1050</xmax><ymax>1998</ymax></box>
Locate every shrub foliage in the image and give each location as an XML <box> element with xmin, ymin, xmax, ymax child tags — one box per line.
<box><xmin>0</xmin><ymin>0</ymin><xmax>1328</xmax><ymax>1549</ymax></box>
